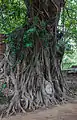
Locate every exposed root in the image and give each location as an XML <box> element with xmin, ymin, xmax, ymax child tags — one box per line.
<box><xmin>0</xmin><ymin>46</ymin><xmax>67</xmax><ymax>117</ymax></box>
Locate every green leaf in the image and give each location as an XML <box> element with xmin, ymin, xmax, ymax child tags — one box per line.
<box><xmin>27</xmin><ymin>27</ymin><xmax>36</xmax><ymax>33</ymax></box>
<box><xmin>2</xmin><ymin>83</ymin><xmax>7</xmax><ymax>89</ymax></box>
<box><xmin>25</xmin><ymin>43</ymin><xmax>32</xmax><ymax>47</ymax></box>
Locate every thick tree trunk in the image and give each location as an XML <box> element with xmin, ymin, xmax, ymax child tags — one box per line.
<box><xmin>0</xmin><ymin>0</ymin><xmax>66</xmax><ymax>116</ymax></box>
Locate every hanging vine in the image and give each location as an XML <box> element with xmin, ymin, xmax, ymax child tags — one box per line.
<box><xmin>0</xmin><ymin>0</ymin><xmax>68</xmax><ymax>117</ymax></box>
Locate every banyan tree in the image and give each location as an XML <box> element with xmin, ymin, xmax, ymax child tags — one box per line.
<box><xmin>0</xmin><ymin>0</ymin><xmax>67</xmax><ymax>116</ymax></box>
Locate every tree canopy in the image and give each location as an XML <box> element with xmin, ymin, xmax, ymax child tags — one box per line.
<box><xmin>0</xmin><ymin>0</ymin><xmax>77</xmax><ymax>42</ymax></box>
<box><xmin>0</xmin><ymin>0</ymin><xmax>77</xmax><ymax>116</ymax></box>
<box><xmin>58</xmin><ymin>0</ymin><xmax>77</xmax><ymax>69</ymax></box>
<box><xmin>0</xmin><ymin>0</ymin><xmax>26</xmax><ymax>34</ymax></box>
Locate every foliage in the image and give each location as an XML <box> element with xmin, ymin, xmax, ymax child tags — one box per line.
<box><xmin>0</xmin><ymin>0</ymin><xmax>77</xmax><ymax>69</ymax></box>
<box><xmin>0</xmin><ymin>0</ymin><xmax>67</xmax><ymax>115</ymax></box>
<box><xmin>58</xmin><ymin>0</ymin><xmax>77</xmax><ymax>69</ymax></box>
<box><xmin>23</xmin><ymin>26</ymin><xmax>36</xmax><ymax>48</ymax></box>
<box><xmin>0</xmin><ymin>0</ymin><xmax>27</xmax><ymax>34</ymax></box>
<box><xmin>62</xmin><ymin>49</ymin><xmax>77</xmax><ymax>69</ymax></box>
<box><xmin>6</xmin><ymin>17</ymin><xmax>51</xmax><ymax>58</ymax></box>
<box><xmin>60</xmin><ymin>0</ymin><xmax>77</xmax><ymax>42</ymax></box>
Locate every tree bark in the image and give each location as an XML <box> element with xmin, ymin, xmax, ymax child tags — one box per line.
<box><xmin>0</xmin><ymin>0</ymin><xmax>66</xmax><ymax>116</ymax></box>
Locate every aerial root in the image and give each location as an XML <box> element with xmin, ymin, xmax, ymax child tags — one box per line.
<box><xmin>0</xmin><ymin>48</ymin><xmax>66</xmax><ymax>116</ymax></box>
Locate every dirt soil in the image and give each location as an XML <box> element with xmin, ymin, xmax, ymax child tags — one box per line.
<box><xmin>1</xmin><ymin>72</ymin><xmax>77</xmax><ymax>120</ymax></box>
<box><xmin>1</xmin><ymin>103</ymin><xmax>77</xmax><ymax>120</ymax></box>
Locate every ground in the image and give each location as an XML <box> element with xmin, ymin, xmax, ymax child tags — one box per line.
<box><xmin>1</xmin><ymin>103</ymin><xmax>77</xmax><ymax>120</ymax></box>
<box><xmin>1</xmin><ymin>71</ymin><xmax>77</xmax><ymax>120</ymax></box>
